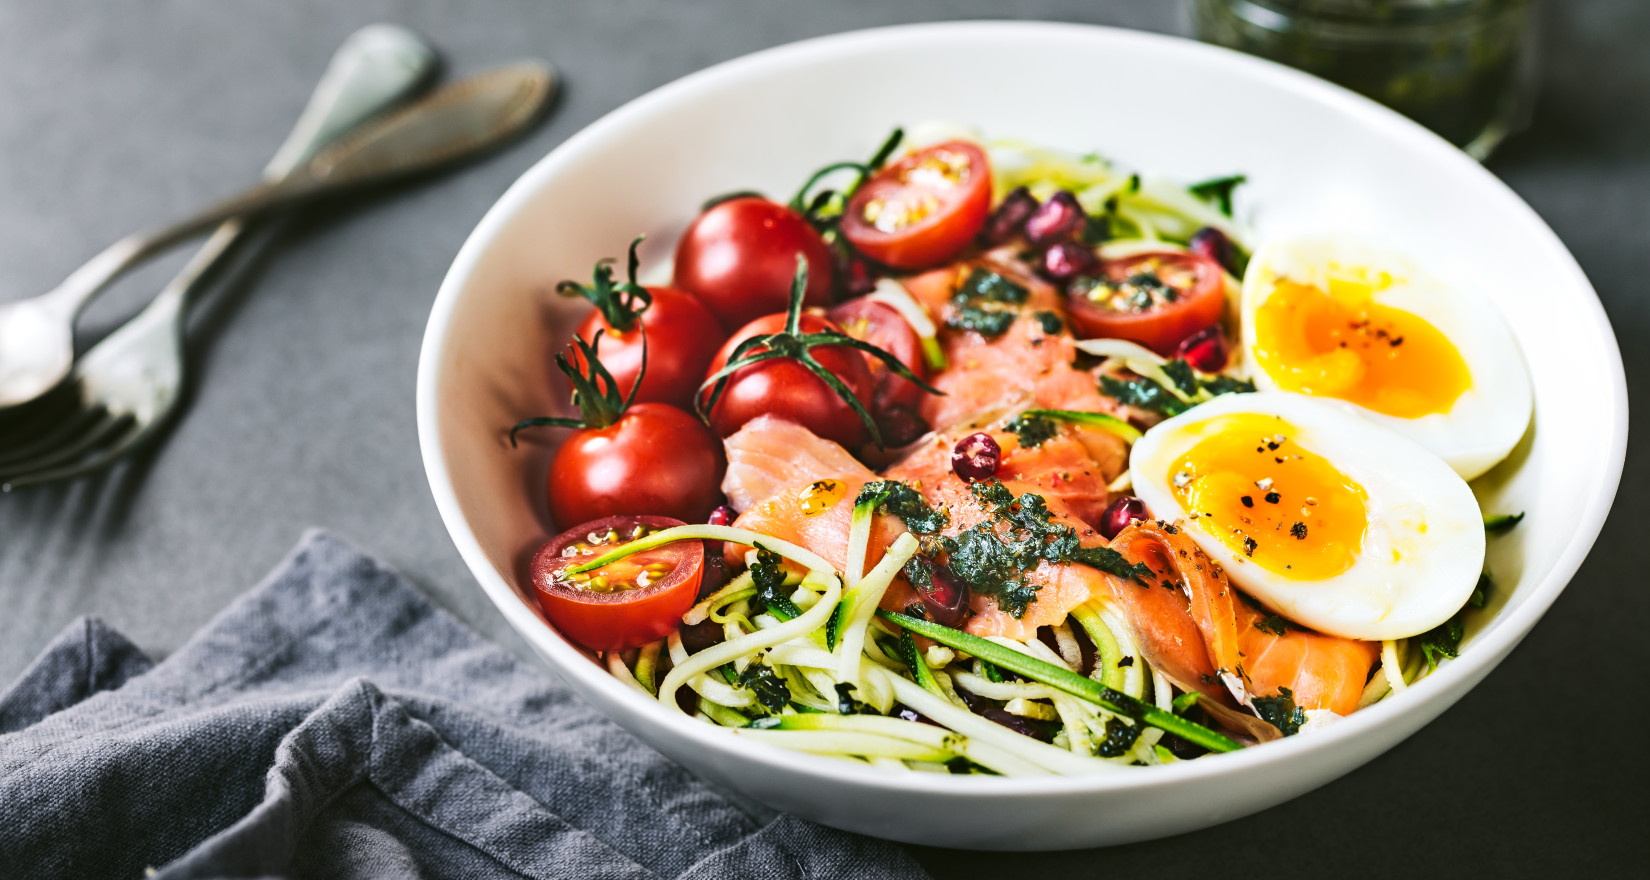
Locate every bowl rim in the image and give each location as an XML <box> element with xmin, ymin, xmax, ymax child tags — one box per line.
<box><xmin>417</xmin><ymin>20</ymin><xmax>1627</xmax><ymax>797</ymax></box>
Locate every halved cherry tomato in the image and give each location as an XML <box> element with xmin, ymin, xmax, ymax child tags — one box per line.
<box><xmin>548</xmin><ymin>402</ymin><xmax>724</xmax><ymax>527</ymax></box>
<box><xmin>531</xmin><ymin>514</ymin><xmax>703</xmax><ymax>651</ymax></box>
<box><xmin>827</xmin><ymin>296</ymin><xmax>926</xmax><ymax>411</ymax></box>
<box><xmin>570</xmin><ymin>287</ymin><xmax>725</xmax><ymax>409</ymax></box>
<box><xmin>1065</xmin><ymin>251</ymin><xmax>1227</xmax><ymax>355</ymax></box>
<box><xmin>701</xmin><ymin>313</ymin><xmax>875</xmax><ymax>448</ymax></box>
<box><xmin>672</xmin><ymin>197</ymin><xmax>835</xmax><ymax>328</ymax></box>
<box><xmin>841</xmin><ymin>141</ymin><xmax>992</xmax><ymax>270</ymax></box>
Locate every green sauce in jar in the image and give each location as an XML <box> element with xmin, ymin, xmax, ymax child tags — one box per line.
<box><xmin>1193</xmin><ymin>0</ymin><xmax>1537</xmax><ymax>158</ymax></box>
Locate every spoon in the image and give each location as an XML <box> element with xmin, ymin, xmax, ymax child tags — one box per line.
<box><xmin>0</xmin><ymin>56</ymin><xmax>554</xmax><ymax>412</ymax></box>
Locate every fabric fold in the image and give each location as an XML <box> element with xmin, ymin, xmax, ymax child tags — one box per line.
<box><xmin>0</xmin><ymin>529</ymin><xmax>927</xmax><ymax>880</ymax></box>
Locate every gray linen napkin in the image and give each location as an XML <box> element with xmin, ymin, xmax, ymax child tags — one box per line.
<box><xmin>0</xmin><ymin>530</ymin><xmax>929</xmax><ymax>879</ymax></box>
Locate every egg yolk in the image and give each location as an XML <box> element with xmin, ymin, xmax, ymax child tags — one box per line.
<box><xmin>1170</xmin><ymin>415</ymin><xmax>1368</xmax><ymax>580</ymax></box>
<box><xmin>1252</xmin><ymin>275</ymin><xmax>1470</xmax><ymax>418</ymax></box>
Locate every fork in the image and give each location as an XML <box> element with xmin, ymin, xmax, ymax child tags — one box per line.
<box><xmin>0</xmin><ymin>53</ymin><xmax>558</xmax><ymax>489</ymax></box>
<box><xmin>0</xmin><ymin>25</ymin><xmax>438</xmax><ymax>489</ymax></box>
<box><xmin>0</xmin><ymin>58</ymin><xmax>555</xmax><ymax>490</ymax></box>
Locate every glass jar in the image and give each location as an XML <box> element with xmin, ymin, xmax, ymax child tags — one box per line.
<box><xmin>1192</xmin><ymin>0</ymin><xmax>1539</xmax><ymax>159</ymax></box>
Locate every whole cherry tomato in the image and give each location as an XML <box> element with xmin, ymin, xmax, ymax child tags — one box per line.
<box><xmin>513</xmin><ymin>333</ymin><xmax>725</xmax><ymax>528</ymax></box>
<box><xmin>547</xmin><ymin>402</ymin><xmax>724</xmax><ymax>527</ymax></box>
<box><xmin>569</xmin><ymin>288</ymin><xmax>724</xmax><ymax>409</ymax></box>
<box><xmin>841</xmin><ymin>141</ymin><xmax>993</xmax><ymax>270</ymax></box>
<box><xmin>1065</xmin><ymin>250</ymin><xmax>1227</xmax><ymax>355</ymax></box>
<box><xmin>560</xmin><ymin>238</ymin><xmax>727</xmax><ymax>409</ymax></box>
<box><xmin>672</xmin><ymin>197</ymin><xmax>835</xmax><ymax>328</ymax></box>
<box><xmin>701</xmin><ymin>312</ymin><xmax>875</xmax><ymax>449</ymax></box>
<box><xmin>530</xmin><ymin>514</ymin><xmax>704</xmax><ymax>651</ymax></box>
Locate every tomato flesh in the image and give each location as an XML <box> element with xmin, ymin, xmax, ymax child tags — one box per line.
<box><xmin>532</xmin><ymin>515</ymin><xmax>703</xmax><ymax>652</ymax></box>
<box><xmin>1065</xmin><ymin>251</ymin><xmax>1227</xmax><ymax>355</ymax></box>
<box><xmin>842</xmin><ymin>141</ymin><xmax>992</xmax><ymax>270</ymax></box>
<box><xmin>827</xmin><ymin>297</ymin><xmax>926</xmax><ymax>410</ymax></box>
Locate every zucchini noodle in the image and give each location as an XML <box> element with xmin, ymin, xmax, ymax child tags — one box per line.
<box><xmin>658</xmin><ymin>569</ymin><xmax>842</xmax><ymax>713</ymax></box>
<box><xmin>833</xmin><ymin>533</ymin><xmax>921</xmax><ymax>685</ymax></box>
<box><xmin>666</xmin><ymin>631</ymin><xmax>756</xmax><ymax>708</ymax></box>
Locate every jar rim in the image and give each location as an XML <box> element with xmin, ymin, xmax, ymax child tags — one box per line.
<box><xmin>1217</xmin><ymin>0</ymin><xmax>1530</xmax><ymax>27</ymax></box>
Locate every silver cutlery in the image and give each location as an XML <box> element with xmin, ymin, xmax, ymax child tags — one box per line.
<box><xmin>0</xmin><ymin>54</ymin><xmax>557</xmax><ymax>489</ymax></box>
<box><xmin>0</xmin><ymin>53</ymin><xmax>554</xmax><ymax>415</ymax></box>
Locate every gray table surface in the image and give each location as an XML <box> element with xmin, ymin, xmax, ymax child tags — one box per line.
<box><xmin>2</xmin><ymin>0</ymin><xmax>1643</xmax><ymax>875</ymax></box>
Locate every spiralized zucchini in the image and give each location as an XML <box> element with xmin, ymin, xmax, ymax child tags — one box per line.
<box><xmin>586</xmin><ymin>522</ymin><xmax>1248</xmax><ymax>774</ymax></box>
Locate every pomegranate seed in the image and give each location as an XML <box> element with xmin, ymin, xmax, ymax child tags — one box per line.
<box><xmin>980</xmin><ymin>186</ymin><xmax>1039</xmax><ymax>245</ymax></box>
<box><xmin>1040</xmin><ymin>241</ymin><xmax>1099</xmax><ymax>281</ymax></box>
<box><xmin>1100</xmin><ymin>496</ymin><xmax>1150</xmax><ymax>539</ymax></box>
<box><xmin>912</xmin><ymin>558</ymin><xmax>971</xmax><ymax>628</ymax></box>
<box><xmin>708</xmin><ymin>505</ymin><xmax>736</xmax><ymax>527</ymax></box>
<box><xmin>1024</xmin><ymin>190</ymin><xmax>1085</xmax><ymax>246</ymax></box>
<box><xmin>1174</xmin><ymin>325</ymin><xmax>1228</xmax><ymax>373</ymax></box>
<box><xmin>951</xmin><ymin>432</ymin><xmax>1001</xmax><ymax>482</ymax></box>
<box><xmin>838</xmin><ymin>252</ymin><xmax>877</xmax><ymax>297</ymax></box>
<box><xmin>1190</xmin><ymin>226</ymin><xmax>1238</xmax><ymax>275</ymax></box>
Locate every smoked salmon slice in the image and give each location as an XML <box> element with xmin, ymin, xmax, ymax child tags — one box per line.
<box><xmin>902</xmin><ymin>258</ymin><xmax>1122</xmax><ymax>432</ymax></box>
<box><xmin>720</xmin><ymin>415</ymin><xmax>904</xmax><ymax>574</ymax></box>
<box><xmin>1104</xmin><ymin>521</ymin><xmax>1379</xmax><ymax>717</ymax></box>
<box><xmin>886</xmin><ymin>418</ymin><xmax>1125</xmax><ymax>529</ymax></box>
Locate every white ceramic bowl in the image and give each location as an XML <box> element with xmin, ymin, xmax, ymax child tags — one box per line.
<box><xmin>417</xmin><ymin>22</ymin><xmax>1626</xmax><ymax>850</ymax></box>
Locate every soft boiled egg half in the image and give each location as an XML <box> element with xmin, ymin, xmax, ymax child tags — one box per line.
<box><xmin>1240</xmin><ymin>236</ymin><xmax>1531</xmax><ymax>481</ymax></box>
<box><xmin>1130</xmin><ymin>392</ymin><xmax>1484</xmax><ymax>641</ymax></box>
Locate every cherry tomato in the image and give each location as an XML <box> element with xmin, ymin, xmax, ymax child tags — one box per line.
<box><xmin>548</xmin><ymin>402</ymin><xmax>724</xmax><ymax>527</ymax></box>
<box><xmin>1065</xmin><ymin>251</ymin><xmax>1227</xmax><ymax>355</ymax></box>
<box><xmin>841</xmin><ymin>141</ymin><xmax>992</xmax><ymax>270</ymax></box>
<box><xmin>827</xmin><ymin>296</ymin><xmax>926</xmax><ymax>411</ymax></box>
<box><xmin>672</xmin><ymin>197</ymin><xmax>835</xmax><ymax>328</ymax></box>
<box><xmin>531</xmin><ymin>514</ymin><xmax>703</xmax><ymax>651</ymax></box>
<box><xmin>569</xmin><ymin>287</ymin><xmax>725</xmax><ymax>409</ymax></box>
<box><xmin>702</xmin><ymin>313</ymin><xmax>875</xmax><ymax>448</ymax></box>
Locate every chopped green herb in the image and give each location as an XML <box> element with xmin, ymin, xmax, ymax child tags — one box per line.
<box><xmin>749</xmin><ymin>545</ymin><xmax>801</xmax><ymax>620</ymax></box>
<box><xmin>1251</xmin><ymin>686</ymin><xmax>1305</xmax><ymax>736</ymax></box>
<box><xmin>1094</xmin><ymin>718</ymin><xmax>1143</xmax><ymax>758</ymax></box>
<box><xmin>1187</xmin><ymin>174</ymin><xmax>1246</xmax><ymax>218</ymax></box>
<box><xmin>946</xmin><ymin>268</ymin><xmax>1029</xmax><ymax>339</ymax></box>
<box><xmin>1067</xmin><ymin>545</ymin><xmax>1156</xmax><ymax>585</ymax></box>
<box><xmin>1416</xmin><ymin>615</ymin><xmax>1465</xmax><ymax>670</ymax></box>
<box><xmin>735</xmin><ymin>662</ymin><xmax>790</xmax><ymax>712</ymax></box>
<box><xmin>856</xmin><ymin>480</ymin><xmax>948</xmax><ymax>534</ymax></box>
<box><xmin>1161</xmin><ymin>359</ymin><xmax>1200</xmax><ymax>396</ymax></box>
<box><xmin>1034</xmin><ymin>310</ymin><xmax>1064</xmax><ymax>334</ymax></box>
<box><xmin>1199</xmin><ymin>374</ymin><xmax>1258</xmax><ymax>396</ymax></box>
<box><xmin>947</xmin><ymin>304</ymin><xmax>1017</xmax><ymax>338</ymax></box>
<box><xmin>1099</xmin><ymin>365</ymin><xmax>1256</xmax><ymax>416</ymax></box>
<box><xmin>1484</xmin><ymin>512</ymin><xmax>1525</xmax><ymax>534</ymax></box>
<box><xmin>833</xmin><ymin>682</ymin><xmax>864</xmax><ymax>715</ymax></box>
<box><xmin>1080</xmin><ymin>214</ymin><xmax>1109</xmax><ymax>245</ymax></box>
<box><xmin>1470</xmin><ymin>571</ymin><xmax>1492</xmax><ymax>609</ymax></box>
<box><xmin>1004</xmin><ymin>412</ymin><xmax>1059</xmax><ymax>449</ymax></box>
<box><xmin>1254</xmin><ymin>615</ymin><xmax>1291</xmax><ymax>636</ymax></box>
<box><xmin>1101</xmin><ymin>374</ymin><xmax>1191</xmax><ymax>416</ymax></box>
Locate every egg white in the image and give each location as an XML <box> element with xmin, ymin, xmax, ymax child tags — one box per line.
<box><xmin>1240</xmin><ymin>235</ymin><xmax>1532</xmax><ymax>481</ymax></box>
<box><xmin>1130</xmin><ymin>392</ymin><xmax>1485</xmax><ymax>641</ymax></box>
